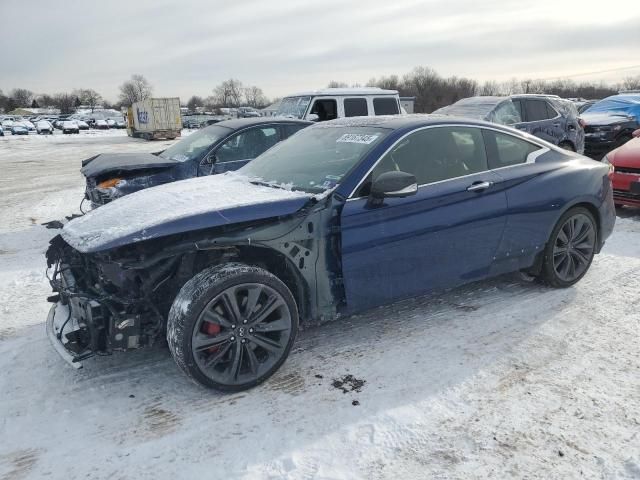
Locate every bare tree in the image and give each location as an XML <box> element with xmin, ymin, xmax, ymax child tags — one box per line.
<box><xmin>10</xmin><ymin>88</ymin><xmax>33</xmax><ymax>107</ymax></box>
<box><xmin>52</xmin><ymin>93</ymin><xmax>76</xmax><ymax>114</ymax></box>
<box><xmin>213</xmin><ymin>79</ymin><xmax>243</xmax><ymax>107</ymax></box>
<box><xmin>622</xmin><ymin>75</ymin><xmax>640</xmax><ymax>91</ymax></box>
<box><xmin>79</xmin><ymin>89</ymin><xmax>102</xmax><ymax>112</ymax></box>
<box><xmin>37</xmin><ymin>94</ymin><xmax>56</xmax><ymax>108</ymax></box>
<box><xmin>367</xmin><ymin>75</ymin><xmax>401</xmax><ymax>90</ymax></box>
<box><xmin>186</xmin><ymin>95</ymin><xmax>204</xmax><ymax>112</ymax></box>
<box><xmin>118</xmin><ymin>74</ymin><xmax>153</xmax><ymax>106</ymax></box>
<box><xmin>327</xmin><ymin>80</ymin><xmax>349</xmax><ymax>88</ymax></box>
<box><xmin>243</xmin><ymin>86</ymin><xmax>267</xmax><ymax>108</ymax></box>
<box><xmin>477</xmin><ymin>80</ymin><xmax>502</xmax><ymax>96</ymax></box>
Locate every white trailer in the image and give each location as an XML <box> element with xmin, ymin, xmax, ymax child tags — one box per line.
<box><xmin>127</xmin><ymin>98</ymin><xmax>182</xmax><ymax>140</ymax></box>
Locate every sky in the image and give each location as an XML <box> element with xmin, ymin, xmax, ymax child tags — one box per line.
<box><xmin>1</xmin><ymin>0</ymin><xmax>639</xmax><ymax>103</ymax></box>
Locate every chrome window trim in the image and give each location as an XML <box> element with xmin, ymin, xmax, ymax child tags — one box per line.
<box><xmin>346</xmin><ymin>123</ymin><xmax>547</xmax><ymax>200</ymax></box>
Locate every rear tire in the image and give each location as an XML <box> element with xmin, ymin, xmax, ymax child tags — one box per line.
<box><xmin>538</xmin><ymin>207</ymin><xmax>597</xmax><ymax>288</ymax></box>
<box><xmin>167</xmin><ymin>263</ymin><xmax>298</xmax><ymax>391</ymax></box>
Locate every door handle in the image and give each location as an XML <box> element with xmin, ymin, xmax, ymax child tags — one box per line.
<box><xmin>467</xmin><ymin>181</ymin><xmax>493</xmax><ymax>192</ymax></box>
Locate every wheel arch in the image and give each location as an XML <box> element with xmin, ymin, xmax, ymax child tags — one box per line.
<box><xmin>527</xmin><ymin>199</ymin><xmax>602</xmax><ymax>276</ymax></box>
<box><xmin>191</xmin><ymin>245</ymin><xmax>312</xmax><ymax>322</ymax></box>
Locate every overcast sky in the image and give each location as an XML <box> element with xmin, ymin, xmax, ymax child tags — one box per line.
<box><xmin>2</xmin><ymin>0</ymin><xmax>639</xmax><ymax>102</ymax></box>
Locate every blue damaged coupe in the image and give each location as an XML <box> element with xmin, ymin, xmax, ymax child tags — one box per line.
<box><xmin>46</xmin><ymin>115</ymin><xmax>615</xmax><ymax>391</ymax></box>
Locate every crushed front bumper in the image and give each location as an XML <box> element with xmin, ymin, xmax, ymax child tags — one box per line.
<box><xmin>46</xmin><ymin>302</ymin><xmax>86</xmax><ymax>369</ymax></box>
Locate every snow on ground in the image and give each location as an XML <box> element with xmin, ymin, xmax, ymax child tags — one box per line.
<box><xmin>1</xmin><ymin>134</ymin><xmax>639</xmax><ymax>480</ymax></box>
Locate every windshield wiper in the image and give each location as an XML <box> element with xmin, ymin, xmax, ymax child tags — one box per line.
<box><xmin>249</xmin><ymin>180</ymin><xmax>289</xmax><ymax>190</ymax></box>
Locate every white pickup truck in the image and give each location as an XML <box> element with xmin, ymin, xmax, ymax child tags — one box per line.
<box><xmin>276</xmin><ymin>87</ymin><xmax>402</xmax><ymax>122</ymax></box>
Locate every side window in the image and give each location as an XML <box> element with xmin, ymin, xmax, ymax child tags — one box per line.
<box><xmin>482</xmin><ymin>130</ymin><xmax>541</xmax><ymax>168</ymax></box>
<box><xmin>492</xmin><ymin>102</ymin><xmax>522</xmax><ymax>125</ymax></box>
<box><xmin>216</xmin><ymin>127</ymin><xmax>279</xmax><ymax>163</ymax></box>
<box><xmin>310</xmin><ymin>99</ymin><xmax>338</xmax><ymax>121</ymax></box>
<box><xmin>344</xmin><ymin>98</ymin><xmax>368</xmax><ymax>117</ymax></box>
<box><xmin>525</xmin><ymin>99</ymin><xmax>551</xmax><ymax>122</ymax></box>
<box><xmin>281</xmin><ymin>124</ymin><xmax>307</xmax><ymax>138</ymax></box>
<box><xmin>512</xmin><ymin>99</ymin><xmax>524</xmax><ymax>121</ymax></box>
<box><xmin>373</xmin><ymin>97</ymin><xmax>400</xmax><ymax>115</ymax></box>
<box><xmin>356</xmin><ymin>127</ymin><xmax>488</xmax><ymax>196</ymax></box>
<box><xmin>545</xmin><ymin>101</ymin><xmax>559</xmax><ymax>119</ymax></box>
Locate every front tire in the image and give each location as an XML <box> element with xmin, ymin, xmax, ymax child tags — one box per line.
<box><xmin>167</xmin><ymin>263</ymin><xmax>298</xmax><ymax>391</ymax></box>
<box><xmin>538</xmin><ymin>207</ymin><xmax>597</xmax><ymax>288</ymax></box>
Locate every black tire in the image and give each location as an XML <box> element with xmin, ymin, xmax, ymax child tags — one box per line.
<box><xmin>538</xmin><ymin>207</ymin><xmax>597</xmax><ymax>288</ymax></box>
<box><xmin>167</xmin><ymin>263</ymin><xmax>298</xmax><ymax>391</ymax></box>
<box><xmin>558</xmin><ymin>141</ymin><xmax>575</xmax><ymax>152</ymax></box>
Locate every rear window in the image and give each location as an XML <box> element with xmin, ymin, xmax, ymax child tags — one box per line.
<box><xmin>545</xmin><ymin>102</ymin><xmax>558</xmax><ymax>119</ymax></box>
<box><xmin>525</xmin><ymin>100</ymin><xmax>552</xmax><ymax>122</ymax></box>
<box><xmin>373</xmin><ymin>97</ymin><xmax>399</xmax><ymax>115</ymax></box>
<box><xmin>344</xmin><ymin>98</ymin><xmax>368</xmax><ymax>117</ymax></box>
<box><xmin>483</xmin><ymin>130</ymin><xmax>542</xmax><ymax>168</ymax></box>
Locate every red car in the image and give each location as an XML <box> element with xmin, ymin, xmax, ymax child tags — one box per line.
<box><xmin>606</xmin><ymin>129</ymin><xmax>640</xmax><ymax>208</ymax></box>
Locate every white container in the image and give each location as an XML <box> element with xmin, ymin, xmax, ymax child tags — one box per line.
<box><xmin>127</xmin><ymin>98</ymin><xmax>182</xmax><ymax>140</ymax></box>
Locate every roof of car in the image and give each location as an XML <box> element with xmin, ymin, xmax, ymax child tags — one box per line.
<box><xmin>283</xmin><ymin>87</ymin><xmax>398</xmax><ymax>97</ymax></box>
<box><xmin>214</xmin><ymin>117</ymin><xmax>312</xmax><ymax>129</ymax></box>
<box><xmin>313</xmin><ymin>114</ymin><xmax>502</xmax><ymax>130</ymax></box>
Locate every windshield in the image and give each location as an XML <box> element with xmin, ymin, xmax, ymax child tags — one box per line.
<box><xmin>276</xmin><ymin>96</ymin><xmax>312</xmax><ymax>119</ymax></box>
<box><xmin>159</xmin><ymin>125</ymin><xmax>231</xmax><ymax>162</ymax></box>
<box><xmin>239</xmin><ymin>125</ymin><xmax>390</xmax><ymax>193</ymax></box>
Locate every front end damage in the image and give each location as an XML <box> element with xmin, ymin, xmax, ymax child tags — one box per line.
<box><xmin>45</xmin><ymin>195</ymin><xmax>345</xmax><ymax>367</ymax></box>
<box><xmin>45</xmin><ymin>235</ymin><xmax>180</xmax><ymax>366</ymax></box>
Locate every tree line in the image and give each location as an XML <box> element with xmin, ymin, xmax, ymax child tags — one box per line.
<box><xmin>0</xmin><ymin>75</ymin><xmax>270</xmax><ymax>114</ymax></box>
<box><xmin>2</xmin><ymin>69</ymin><xmax>640</xmax><ymax>115</ymax></box>
<box><xmin>336</xmin><ymin>67</ymin><xmax>640</xmax><ymax>112</ymax></box>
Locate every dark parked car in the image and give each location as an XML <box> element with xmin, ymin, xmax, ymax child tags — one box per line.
<box><xmin>10</xmin><ymin>124</ymin><xmax>29</xmax><ymax>135</ymax></box>
<box><xmin>46</xmin><ymin>115</ymin><xmax>615</xmax><ymax>391</ymax></box>
<box><xmin>61</xmin><ymin>121</ymin><xmax>80</xmax><ymax>134</ymax></box>
<box><xmin>581</xmin><ymin>94</ymin><xmax>640</xmax><ymax>159</ymax></box>
<box><xmin>434</xmin><ymin>95</ymin><xmax>585</xmax><ymax>153</ymax></box>
<box><xmin>237</xmin><ymin>106</ymin><xmax>261</xmax><ymax>118</ymax></box>
<box><xmin>81</xmin><ymin>117</ymin><xmax>311</xmax><ymax>207</ymax></box>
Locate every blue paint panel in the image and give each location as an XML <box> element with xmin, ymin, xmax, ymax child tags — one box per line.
<box><xmin>340</xmin><ymin>170</ymin><xmax>507</xmax><ymax>312</ymax></box>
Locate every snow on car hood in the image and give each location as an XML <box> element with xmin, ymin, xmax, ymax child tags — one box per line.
<box><xmin>62</xmin><ymin>174</ymin><xmax>312</xmax><ymax>253</ymax></box>
<box><xmin>80</xmin><ymin>153</ymin><xmax>182</xmax><ymax>178</ymax></box>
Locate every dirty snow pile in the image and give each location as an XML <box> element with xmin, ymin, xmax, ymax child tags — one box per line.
<box><xmin>1</xmin><ymin>133</ymin><xmax>640</xmax><ymax>480</ymax></box>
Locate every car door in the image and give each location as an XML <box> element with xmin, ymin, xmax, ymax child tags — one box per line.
<box><xmin>210</xmin><ymin>125</ymin><xmax>281</xmax><ymax>174</ymax></box>
<box><xmin>522</xmin><ymin>99</ymin><xmax>561</xmax><ymax>145</ymax></box>
<box><xmin>481</xmin><ymin>128</ymin><xmax>556</xmax><ymax>274</ymax></box>
<box><xmin>340</xmin><ymin>125</ymin><xmax>508</xmax><ymax>313</ymax></box>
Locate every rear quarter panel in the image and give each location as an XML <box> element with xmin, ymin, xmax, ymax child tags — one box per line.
<box><xmin>491</xmin><ymin>152</ymin><xmax>613</xmax><ymax>273</ymax></box>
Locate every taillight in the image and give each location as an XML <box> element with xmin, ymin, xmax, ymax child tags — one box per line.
<box><xmin>578</xmin><ymin>117</ymin><xmax>586</xmax><ymax>128</ymax></box>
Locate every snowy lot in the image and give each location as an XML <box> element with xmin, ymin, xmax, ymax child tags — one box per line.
<box><xmin>0</xmin><ymin>132</ymin><xmax>639</xmax><ymax>480</ymax></box>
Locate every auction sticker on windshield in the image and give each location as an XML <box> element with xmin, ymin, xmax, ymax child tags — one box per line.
<box><xmin>336</xmin><ymin>133</ymin><xmax>380</xmax><ymax>144</ymax></box>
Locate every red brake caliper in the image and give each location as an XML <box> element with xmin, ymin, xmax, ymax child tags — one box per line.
<box><xmin>202</xmin><ymin>322</ymin><xmax>222</xmax><ymax>353</ymax></box>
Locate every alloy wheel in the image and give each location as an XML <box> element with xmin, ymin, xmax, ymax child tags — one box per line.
<box><xmin>552</xmin><ymin>213</ymin><xmax>596</xmax><ymax>282</ymax></box>
<box><xmin>191</xmin><ymin>283</ymin><xmax>293</xmax><ymax>386</ymax></box>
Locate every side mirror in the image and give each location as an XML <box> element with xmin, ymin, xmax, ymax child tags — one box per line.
<box><xmin>633</xmin><ymin>129</ymin><xmax>640</xmax><ymax>138</ymax></box>
<box><xmin>202</xmin><ymin>153</ymin><xmax>217</xmax><ymax>165</ymax></box>
<box><xmin>306</xmin><ymin>113</ymin><xmax>319</xmax><ymax>122</ymax></box>
<box><xmin>370</xmin><ymin>171</ymin><xmax>417</xmax><ymax>200</ymax></box>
